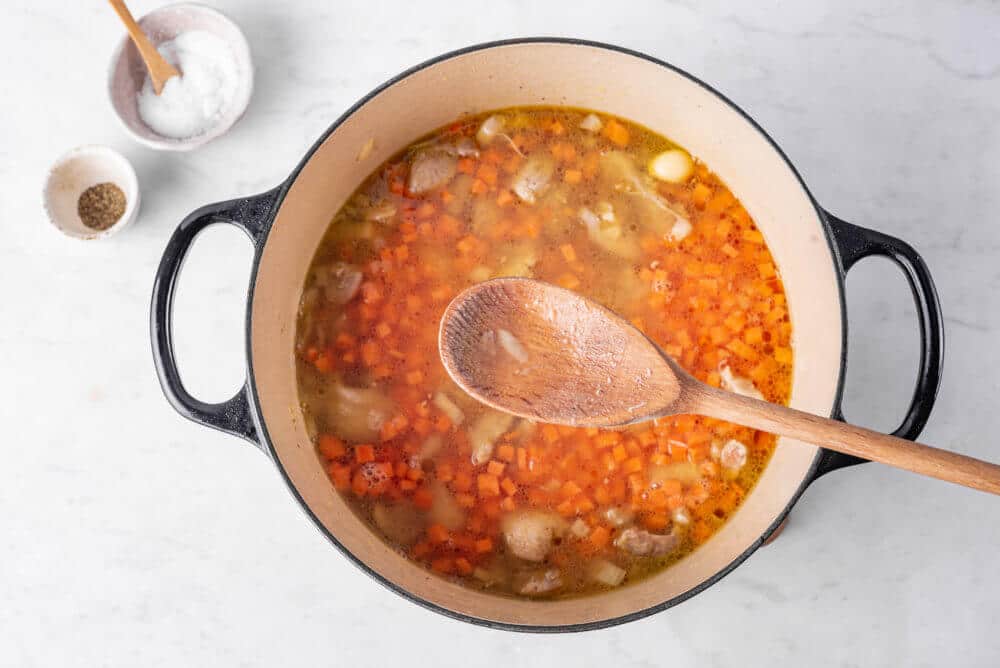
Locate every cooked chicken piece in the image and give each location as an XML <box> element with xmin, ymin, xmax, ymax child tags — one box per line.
<box><xmin>614</xmin><ymin>527</ymin><xmax>679</xmax><ymax>557</ymax></box>
<box><xmin>517</xmin><ymin>569</ymin><xmax>563</xmax><ymax>595</ymax></box>
<box><xmin>502</xmin><ymin>511</ymin><xmax>567</xmax><ymax>562</ymax></box>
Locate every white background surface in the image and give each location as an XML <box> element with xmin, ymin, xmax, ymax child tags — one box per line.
<box><xmin>3</xmin><ymin>1</ymin><xmax>999</xmax><ymax>665</ymax></box>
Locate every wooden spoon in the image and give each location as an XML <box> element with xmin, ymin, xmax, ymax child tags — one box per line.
<box><xmin>440</xmin><ymin>277</ymin><xmax>1000</xmax><ymax>495</ymax></box>
<box><xmin>108</xmin><ymin>0</ymin><xmax>180</xmax><ymax>95</ymax></box>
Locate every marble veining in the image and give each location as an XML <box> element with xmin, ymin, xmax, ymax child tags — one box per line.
<box><xmin>1</xmin><ymin>1</ymin><xmax>998</xmax><ymax>666</ymax></box>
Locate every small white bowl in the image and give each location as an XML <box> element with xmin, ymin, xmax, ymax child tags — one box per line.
<box><xmin>107</xmin><ymin>3</ymin><xmax>253</xmax><ymax>151</ymax></box>
<box><xmin>43</xmin><ymin>145</ymin><xmax>140</xmax><ymax>240</ymax></box>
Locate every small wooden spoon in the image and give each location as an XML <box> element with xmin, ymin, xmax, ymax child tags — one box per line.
<box><xmin>440</xmin><ymin>277</ymin><xmax>1000</xmax><ymax>495</ymax></box>
<box><xmin>108</xmin><ymin>0</ymin><xmax>180</xmax><ymax>95</ymax></box>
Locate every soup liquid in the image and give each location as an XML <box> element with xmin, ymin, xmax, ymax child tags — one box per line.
<box><xmin>295</xmin><ymin>108</ymin><xmax>792</xmax><ymax>598</ymax></box>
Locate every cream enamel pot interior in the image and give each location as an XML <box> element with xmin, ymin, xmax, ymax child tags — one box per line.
<box><xmin>151</xmin><ymin>39</ymin><xmax>943</xmax><ymax>631</ymax></box>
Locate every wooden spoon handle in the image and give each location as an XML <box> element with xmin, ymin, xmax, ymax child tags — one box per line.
<box><xmin>687</xmin><ymin>384</ymin><xmax>1000</xmax><ymax>495</ymax></box>
<box><xmin>108</xmin><ymin>0</ymin><xmax>180</xmax><ymax>94</ymax></box>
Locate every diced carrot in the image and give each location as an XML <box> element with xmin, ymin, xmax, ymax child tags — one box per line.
<box><xmin>516</xmin><ymin>447</ymin><xmax>528</xmax><ymax>470</ymax></box>
<box><xmin>318</xmin><ymin>435</ymin><xmax>346</xmax><ymax>459</ymax></box>
<box><xmin>430</xmin><ymin>557</ymin><xmax>454</xmax><ymax>574</ymax></box>
<box><xmin>413</xmin><ymin>486</ymin><xmax>433</xmax><ymax>510</ymax></box>
<box><xmin>313</xmin><ymin>352</ymin><xmax>334</xmax><ymax>374</ymax></box>
<box><xmin>328</xmin><ymin>464</ymin><xmax>351</xmax><ymax>491</ymax></box>
<box><xmin>560</xmin><ymin>480</ymin><xmax>582</xmax><ymax>498</ymax></box>
<box><xmin>541</xmin><ymin>424</ymin><xmax>560</xmax><ymax>444</ymax></box>
<box><xmin>351</xmin><ymin>470</ymin><xmax>369</xmax><ymax>496</ymax></box>
<box><xmin>457</xmin><ymin>157</ymin><xmax>475</xmax><ymax>174</ymax></box>
<box><xmin>774</xmin><ymin>346</ymin><xmax>793</xmax><ymax>364</ymax></box>
<box><xmin>500</xmin><ymin>497</ymin><xmax>516</xmax><ymax>512</ymax></box>
<box><xmin>399</xmin><ymin>479</ymin><xmax>417</xmax><ymax>491</ymax></box>
<box><xmin>496</xmin><ymin>190</ymin><xmax>513</xmax><ymax>207</ymax></box>
<box><xmin>453</xmin><ymin>471</ymin><xmax>473</xmax><ymax>493</ymax></box>
<box><xmin>497</xmin><ymin>444</ymin><xmax>515</xmax><ymax>462</ymax></box>
<box><xmin>563</xmin><ymin>169</ymin><xmax>582</xmax><ymax>184</ymax></box>
<box><xmin>454</xmin><ymin>557</ymin><xmax>473</xmax><ymax>575</ymax></box>
<box><xmin>742</xmin><ymin>229</ymin><xmax>764</xmax><ymax>244</ymax></box>
<box><xmin>405</xmin><ymin>370</ymin><xmax>424</xmax><ymax>385</ymax></box>
<box><xmin>622</xmin><ymin>457</ymin><xmax>643</xmax><ymax>475</ymax></box>
<box><xmin>726</xmin><ymin>339</ymin><xmax>757</xmax><ymax>360</ymax></box>
<box><xmin>612</xmin><ymin>444</ymin><xmax>628</xmax><ymax>463</ymax></box>
<box><xmin>474</xmin><ymin>537</ymin><xmax>493</xmax><ymax>553</ymax></box>
<box><xmin>557</xmin><ymin>273</ymin><xmax>580</xmax><ymax>290</ymax></box>
<box><xmin>477</xmin><ymin>474</ymin><xmax>500</xmax><ymax>497</ymax></box>
<box><xmin>559</xmin><ymin>243</ymin><xmax>577</xmax><ymax>262</ymax></box>
<box><xmin>500</xmin><ymin>477</ymin><xmax>518</xmax><ymax>496</ymax></box>
<box><xmin>354</xmin><ymin>444</ymin><xmax>375</xmax><ymax>463</ymax></box>
<box><xmin>434</xmin><ymin>414</ymin><xmax>452</xmax><ymax>433</ymax></box>
<box><xmin>476</xmin><ymin>164</ymin><xmax>498</xmax><ymax>186</ymax></box>
<box><xmin>455</xmin><ymin>492</ymin><xmax>476</xmax><ymax>508</ymax></box>
<box><xmin>588</xmin><ymin>526</ymin><xmax>611</xmax><ymax>549</ymax></box>
<box><xmin>470</xmin><ymin>179</ymin><xmax>488</xmax><ymax>195</ymax></box>
<box><xmin>692</xmin><ymin>183</ymin><xmax>712</xmax><ymax>208</ymax></box>
<box><xmin>602</xmin><ymin>119</ymin><xmax>630</xmax><ymax>146</ymax></box>
<box><xmin>427</xmin><ymin>523</ymin><xmax>450</xmax><ymax>544</ymax></box>
<box><xmin>743</xmin><ymin>327</ymin><xmax>763</xmax><ymax>344</ymax></box>
<box><xmin>486</xmin><ymin>460</ymin><xmax>505</xmax><ymax>476</ymax></box>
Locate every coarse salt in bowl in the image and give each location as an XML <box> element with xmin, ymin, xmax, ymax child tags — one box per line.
<box><xmin>108</xmin><ymin>3</ymin><xmax>253</xmax><ymax>151</ymax></box>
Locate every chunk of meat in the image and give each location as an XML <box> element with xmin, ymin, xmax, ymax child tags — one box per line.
<box><xmin>720</xmin><ymin>362</ymin><xmax>764</xmax><ymax>400</ymax></box>
<box><xmin>614</xmin><ymin>527</ymin><xmax>679</xmax><ymax>557</ymax></box>
<box><xmin>517</xmin><ymin>568</ymin><xmax>563</xmax><ymax>595</ymax></box>
<box><xmin>372</xmin><ymin>503</ymin><xmax>425</xmax><ymax>546</ymax></box>
<box><xmin>325</xmin><ymin>382</ymin><xmax>395</xmax><ymax>442</ymax></box>
<box><xmin>407</xmin><ymin>149</ymin><xmax>456</xmax><ymax>194</ymax></box>
<box><xmin>502</xmin><ymin>511</ymin><xmax>567</xmax><ymax>562</ymax></box>
<box><xmin>314</xmin><ymin>262</ymin><xmax>362</xmax><ymax>305</ymax></box>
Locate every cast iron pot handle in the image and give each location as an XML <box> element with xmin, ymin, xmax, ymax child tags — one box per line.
<box><xmin>150</xmin><ymin>187</ymin><xmax>281</xmax><ymax>448</ymax></box>
<box><xmin>813</xmin><ymin>210</ymin><xmax>945</xmax><ymax>477</ymax></box>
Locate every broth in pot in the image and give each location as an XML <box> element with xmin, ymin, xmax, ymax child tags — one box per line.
<box><xmin>295</xmin><ymin>107</ymin><xmax>792</xmax><ymax>598</ymax></box>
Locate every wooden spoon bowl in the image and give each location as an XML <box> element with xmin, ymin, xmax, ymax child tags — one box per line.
<box><xmin>441</xmin><ymin>278</ymin><xmax>1000</xmax><ymax>495</ymax></box>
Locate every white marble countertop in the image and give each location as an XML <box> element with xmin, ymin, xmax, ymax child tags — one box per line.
<box><xmin>3</xmin><ymin>1</ymin><xmax>999</xmax><ymax>665</ymax></box>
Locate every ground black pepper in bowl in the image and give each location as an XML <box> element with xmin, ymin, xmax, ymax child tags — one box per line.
<box><xmin>78</xmin><ymin>182</ymin><xmax>126</xmax><ymax>230</ymax></box>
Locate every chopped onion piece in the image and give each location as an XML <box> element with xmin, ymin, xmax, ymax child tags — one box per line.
<box><xmin>476</xmin><ymin>115</ymin><xmax>504</xmax><ymax>146</ymax></box>
<box><xmin>497</xmin><ymin>328</ymin><xmax>529</xmax><ymax>363</ymax></box>
<box><xmin>720</xmin><ymin>439</ymin><xmax>748</xmax><ymax>472</ymax></box>
<box><xmin>429</xmin><ymin>482</ymin><xmax>465</xmax><ymax>530</ymax></box>
<box><xmin>579</xmin><ymin>113</ymin><xmax>603</xmax><ymax>133</ymax></box>
<box><xmin>570</xmin><ymin>518</ymin><xmax>591</xmax><ymax>538</ymax></box>
<box><xmin>512</xmin><ymin>155</ymin><xmax>554</xmax><ymax>204</ymax></box>
<box><xmin>673</xmin><ymin>507</ymin><xmax>691</xmax><ymax>525</ymax></box>
<box><xmin>417</xmin><ymin>434</ymin><xmax>444</xmax><ymax>461</ymax></box>
<box><xmin>668</xmin><ymin>217</ymin><xmax>693</xmax><ymax>242</ymax></box>
<box><xmin>588</xmin><ymin>559</ymin><xmax>626</xmax><ymax>587</ymax></box>
<box><xmin>469</xmin><ymin>410</ymin><xmax>515</xmax><ymax>465</ymax></box>
<box><xmin>649</xmin><ymin>149</ymin><xmax>694</xmax><ymax>183</ymax></box>
<box><xmin>604</xmin><ymin>506</ymin><xmax>634</xmax><ymax>527</ymax></box>
<box><xmin>720</xmin><ymin>363</ymin><xmax>765</xmax><ymax>400</ymax></box>
<box><xmin>366</xmin><ymin>201</ymin><xmax>397</xmax><ymax>222</ymax></box>
<box><xmin>650</xmin><ymin>461</ymin><xmax>699</xmax><ymax>484</ymax></box>
<box><xmin>432</xmin><ymin>392</ymin><xmax>465</xmax><ymax>426</ymax></box>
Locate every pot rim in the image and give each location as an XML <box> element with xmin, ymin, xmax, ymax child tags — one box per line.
<box><xmin>245</xmin><ymin>37</ymin><xmax>846</xmax><ymax>632</ymax></box>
